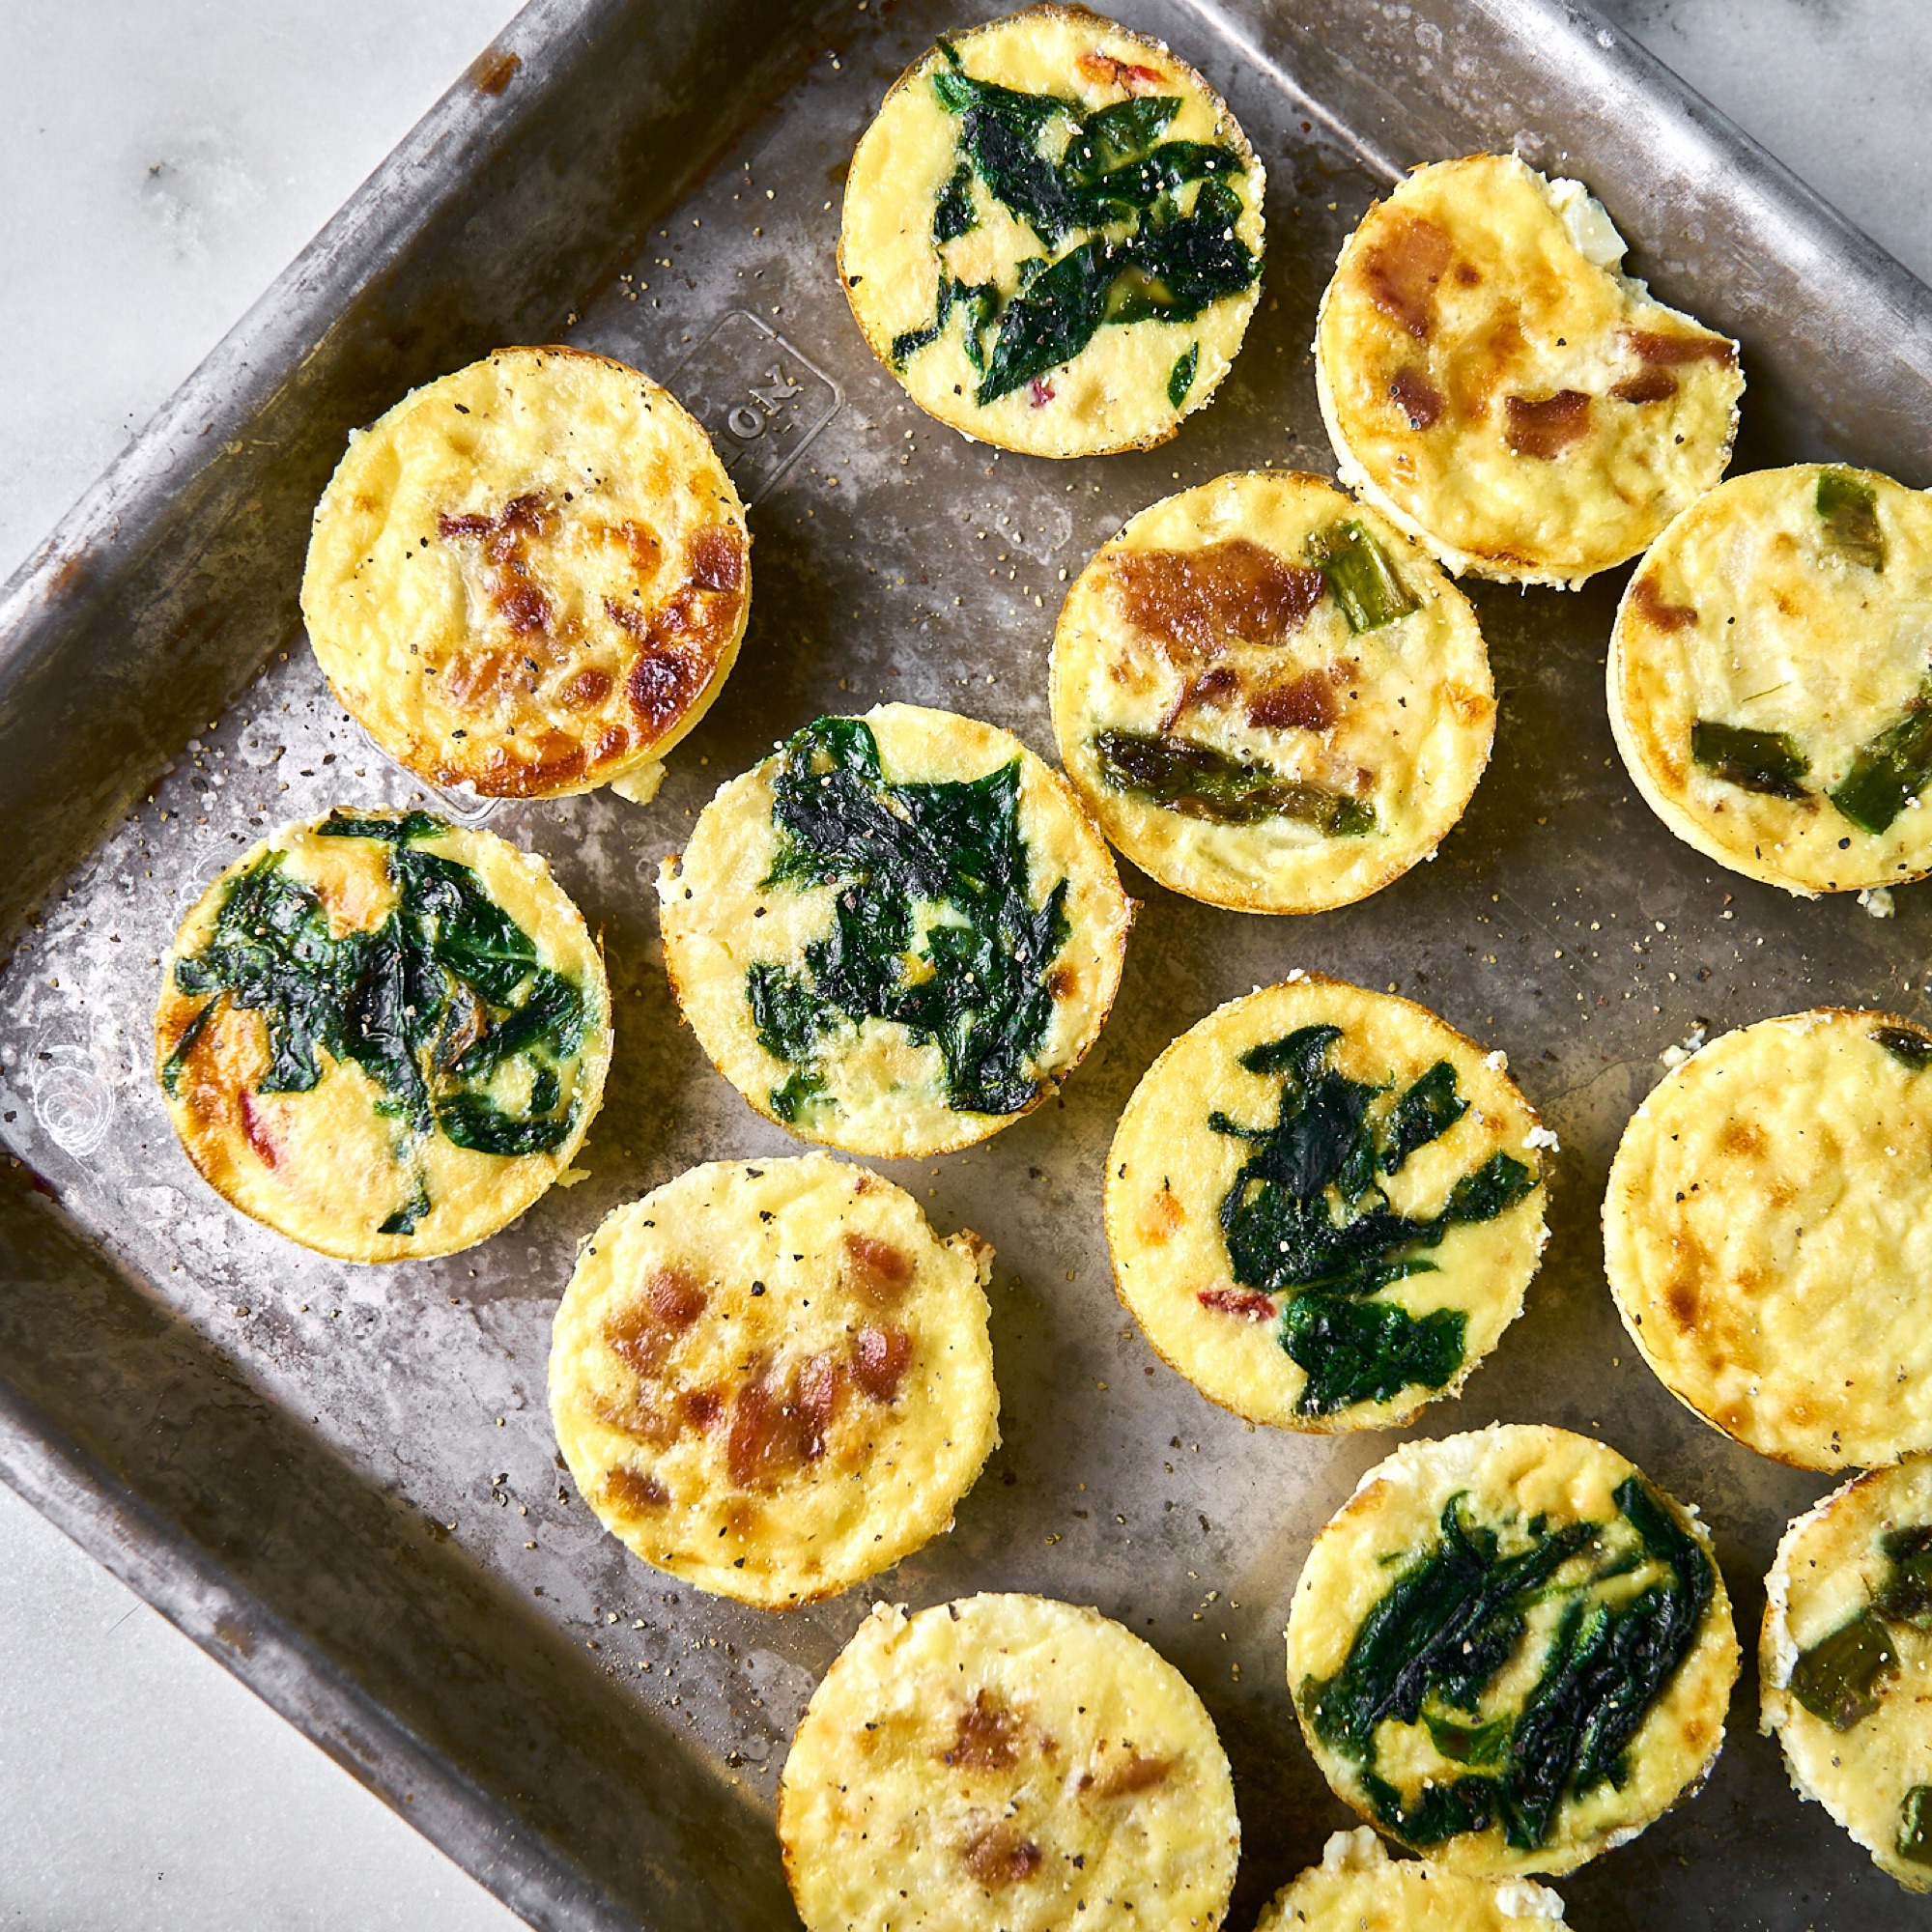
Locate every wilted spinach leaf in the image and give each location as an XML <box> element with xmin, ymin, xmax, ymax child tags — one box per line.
<box><xmin>163</xmin><ymin>812</ymin><xmax>593</xmax><ymax>1219</ymax></box>
<box><xmin>897</xmin><ymin>47</ymin><xmax>1259</xmax><ymax>401</ymax></box>
<box><xmin>1306</xmin><ymin>1476</ymin><xmax>1716</xmax><ymax>1852</ymax></box>
<box><xmin>746</xmin><ymin>715</ymin><xmax>1071</xmax><ymax>1121</ymax></box>
<box><xmin>1203</xmin><ymin>1027</ymin><xmax>1535</xmax><ymax>1414</ymax></box>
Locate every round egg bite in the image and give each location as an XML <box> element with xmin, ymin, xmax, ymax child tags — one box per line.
<box><xmin>1762</xmin><ymin>1456</ymin><xmax>1932</xmax><ymax>1891</ymax></box>
<box><xmin>155</xmin><ymin>808</ymin><xmax>610</xmax><ymax>1263</ymax></box>
<box><xmin>778</xmin><ymin>1593</ymin><xmax>1239</xmax><ymax>1932</ymax></box>
<box><xmin>1052</xmin><ymin>471</ymin><xmax>1494</xmax><ymax>912</ymax></box>
<box><xmin>549</xmin><ymin>1154</ymin><xmax>998</xmax><ymax>1607</ymax></box>
<box><xmin>1253</xmin><ymin>1828</ymin><xmax>1568</xmax><ymax>1931</ymax></box>
<box><xmin>301</xmin><ymin>345</ymin><xmax>749</xmax><ymax>801</ymax></box>
<box><xmin>838</xmin><ymin>5</ymin><xmax>1264</xmax><ymax>457</ymax></box>
<box><xmin>1316</xmin><ymin>154</ymin><xmax>1742</xmax><ymax>588</ymax></box>
<box><xmin>1605</xmin><ymin>1009</ymin><xmax>1932</xmax><ymax>1470</ymax></box>
<box><xmin>1286</xmin><ymin>1424</ymin><xmax>1737</xmax><ymax>1878</ymax></box>
<box><xmin>1608</xmin><ymin>464</ymin><xmax>1932</xmax><ymax>895</ymax></box>
<box><xmin>658</xmin><ymin>704</ymin><xmax>1131</xmax><ymax>1158</ymax></box>
<box><xmin>1108</xmin><ymin>977</ymin><xmax>1549</xmax><ymax>1432</ymax></box>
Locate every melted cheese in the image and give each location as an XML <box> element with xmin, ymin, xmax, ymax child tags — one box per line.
<box><xmin>658</xmin><ymin>703</ymin><xmax>1131</xmax><ymax>1158</ymax></box>
<box><xmin>154</xmin><ymin>814</ymin><xmax>610</xmax><ymax>1262</ymax></box>
<box><xmin>1606</xmin><ymin>1009</ymin><xmax>1932</xmax><ymax>1469</ymax></box>
<box><xmin>1286</xmin><ymin>1426</ymin><xmax>1737</xmax><ymax>1877</ymax></box>
<box><xmin>1316</xmin><ymin>155</ymin><xmax>1742</xmax><ymax>587</ymax></box>
<box><xmin>1052</xmin><ymin>471</ymin><xmax>1495</xmax><ymax>911</ymax></box>
<box><xmin>550</xmin><ymin>1154</ymin><xmax>997</xmax><ymax>1607</ymax></box>
<box><xmin>1762</xmin><ymin>1458</ymin><xmax>1932</xmax><ymax>1891</ymax></box>
<box><xmin>1608</xmin><ymin>464</ymin><xmax>1932</xmax><ymax>895</ymax></box>
<box><xmin>1107</xmin><ymin>977</ymin><xmax>1547</xmax><ymax>1430</ymax></box>
<box><xmin>779</xmin><ymin>1594</ymin><xmax>1238</xmax><ymax>1932</ymax></box>
<box><xmin>301</xmin><ymin>346</ymin><xmax>749</xmax><ymax>800</ymax></box>
<box><xmin>839</xmin><ymin>6</ymin><xmax>1264</xmax><ymax>458</ymax></box>
<box><xmin>1254</xmin><ymin>1829</ymin><xmax>1567</xmax><ymax>1930</ymax></box>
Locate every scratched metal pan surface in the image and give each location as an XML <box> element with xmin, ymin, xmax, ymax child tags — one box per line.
<box><xmin>1</xmin><ymin>0</ymin><xmax>1929</xmax><ymax>1924</ymax></box>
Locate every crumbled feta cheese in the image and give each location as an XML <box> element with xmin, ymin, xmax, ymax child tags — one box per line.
<box><xmin>1859</xmin><ymin>887</ymin><xmax>1895</xmax><ymax>920</ymax></box>
<box><xmin>1525</xmin><ymin>1124</ymin><xmax>1560</xmax><ymax>1151</ymax></box>
<box><xmin>1484</xmin><ymin>1049</ymin><xmax>1508</xmax><ymax>1070</ymax></box>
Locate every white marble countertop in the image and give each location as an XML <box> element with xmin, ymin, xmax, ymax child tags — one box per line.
<box><xmin>1</xmin><ymin>0</ymin><xmax>1926</xmax><ymax>1924</ymax></box>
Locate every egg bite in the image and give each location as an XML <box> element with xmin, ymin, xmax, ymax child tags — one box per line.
<box><xmin>1107</xmin><ymin>977</ymin><xmax>1549</xmax><ymax>1431</ymax></box>
<box><xmin>838</xmin><ymin>5</ymin><xmax>1264</xmax><ymax>457</ymax></box>
<box><xmin>550</xmin><ymin>1154</ymin><xmax>998</xmax><ymax>1607</ymax></box>
<box><xmin>1316</xmin><ymin>154</ymin><xmax>1742</xmax><ymax>587</ymax></box>
<box><xmin>778</xmin><ymin>1593</ymin><xmax>1239</xmax><ymax>1932</ymax></box>
<box><xmin>658</xmin><ymin>704</ymin><xmax>1131</xmax><ymax>1158</ymax></box>
<box><xmin>1608</xmin><ymin>464</ymin><xmax>1932</xmax><ymax>895</ymax></box>
<box><xmin>1605</xmin><ymin>1009</ymin><xmax>1932</xmax><ymax>1470</ymax></box>
<box><xmin>1286</xmin><ymin>1424</ymin><xmax>1737</xmax><ymax>1878</ymax></box>
<box><xmin>1052</xmin><ymin>471</ymin><xmax>1495</xmax><ymax>912</ymax></box>
<box><xmin>1762</xmin><ymin>1456</ymin><xmax>1932</xmax><ymax>1890</ymax></box>
<box><xmin>1253</xmin><ymin>1828</ymin><xmax>1568</xmax><ymax>1931</ymax></box>
<box><xmin>301</xmin><ymin>345</ymin><xmax>749</xmax><ymax>801</ymax></box>
<box><xmin>155</xmin><ymin>808</ymin><xmax>610</xmax><ymax>1262</ymax></box>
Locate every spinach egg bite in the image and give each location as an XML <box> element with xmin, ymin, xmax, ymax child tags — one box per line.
<box><xmin>1253</xmin><ymin>1828</ymin><xmax>1568</xmax><ymax>1931</ymax></box>
<box><xmin>1608</xmin><ymin>464</ymin><xmax>1932</xmax><ymax>895</ymax></box>
<box><xmin>549</xmin><ymin>1154</ymin><xmax>998</xmax><ymax>1607</ymax></box>
<box><xmin>1605</xmin><ymin>1009</ymin><xmax>1932</xmax><ymax>1471</ymax></box>
<box><xmin>155</xmin><ymin>809</ymin><xmax>610</xmax><ymax>1263</ymax></box>
<box><xmin>658</xmin><ymin>704</ymin><xmax>1131</xmax><ymax>1158</ymax></box>
<box><xmin>838</xmin><ymin>6</ymin><xmax>1264</xmax><ymax>457</ymax></box>
<box><xmin>1286</xmin><ymin>1424</ymin><xmax>1737</xmax><ymax>1877</ymax></box>
<box><xmin>301</xmin><ymin>346</ymin><xmax>749</xmax><ymax>802</ymax></box>
<box><xmin>1316</xmin><ymin>154</ymin><xmax>1742</xmax><ymax>587</ymax></box>
<box><xmin>1762</xmin><ymin>1456</ymin><xmax>1932</xmax><ymax>1891</ymax></box>
<box><xmin>1052</xmin><ymin>471</ymin><xmax>1494</xmax><ymax>912</ymax></box>
<box><xmin>1107</xmin><ymin>978</ymin><xmax>1550</xmax><ymax>1431</ymax></box>
<box><xmin>778</xmin><ymin>1593</ymin><xmax>1239</xmax><ymax>1932</ymax></box>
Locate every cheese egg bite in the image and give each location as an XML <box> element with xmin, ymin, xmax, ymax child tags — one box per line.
<box><xmin>838</xmin><ymin>6</ymin><xmax>1264</xmax><ymax>458</ymax></box>
<box><xmin>778</xmin><ymin>1593</ymin><xmax>1239</xmax><ymax>1932</ymax></box>
<box><xmin>1108</xmin><ymin>977</ymin><xmax>1549</xmax><ymax>1431</ymax></box>
<box><xmin>1608</xmin><ymin>464</ymin><xmax>1932</xmax><ymax>895</ymax></box>
<box><xmin>1316</xmin><ymin>154</ymin><xmax>1742</xmax><ymax>587</ymax></box>
<box><xmin>155</xmin><ymin>809</ymin><xmax>610</xmax><ymax>1263</ymax></box>
<box><xmin>658</xmin><ymin>704</ymin><xmax>1131</xmax><ymax>1158</ymax></box>
<box><xmin>1286</xmin><ymin>1424</ymin><xmax>1737</xmax><ymax>1878</ymax></box>
<box><xmin>1052</xmin><ymin>471</ymin><xmax>1494</xmax><ymax>912</ymax></box>
<box><xmin>1254</xmin><ymin>1827</ymin><xmax>1568</xmax><ymax>1931</ymax></box>
<box><xmin>549</xmin><ymin>1154</ymin><xmax>998</xmax><ymax>1608</ymax></box>
<box><xmin>1762</xmin><ymin>1456</ymin><xmax>1932</xmax><ymax>1890</ymax></box>
<box><xmin>301</xmin><ymin>346</ymin><xmax>749</xmax><ymax>802</ymax></box>
<box><xmin>1605</xmin><ymin>1009</ymin><xmax>1932</xmax><ymax>1470</ymax></box>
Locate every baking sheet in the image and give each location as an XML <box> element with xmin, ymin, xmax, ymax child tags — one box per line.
<box><xmin>2</xmin><ymin>0</ymin><xmax>1931</xmax><ymax>1924</ymax></box>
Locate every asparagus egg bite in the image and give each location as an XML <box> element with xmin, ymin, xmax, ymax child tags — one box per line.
<box><xmin>1316</xmin><ymin>154</ymin><xmax>1742</xmax><ymax>587</ymax></box>
<box><xmin>1605</xmin><ymin>1008</ymin><xmax>1932</xmax><ymax>1470</ymax></box>
<box><xmin>1107</xmin><ymin>977</ymin><xmax>1549</xmax><ymax>1431</ymax></box>
<box><xmin>838</xmin><ymin>5</ymin><xmax>1264</xmax><ymax>457</ymax></box>
<box><xmin>1286</xmin><ymin>1425</ymin><xmax>1737</xmax><ymax>1877</ymax></box>
<box><xmin>658</xmin><ymin>704</ymin><xmax>1130</xmax><ymax>1158</ymax></box>
<box><xmin>1253</xmin><ymin>1828</ymin><xmax>1568</xmax><ymax>1931</ymax></box>
<box><xmin>1609</xmin><ymin>464</ymin><xmax>1932</xmax><ymax>895</ymax></box>
<box><xmin>301</xmin><ymin>346</ymin><xmax>749</xmax><ymax>801</ymax></box>
<box><xmin>779</xmin><ymin>1593</ymin><xmax>1239</xmax><ymax>1932</ymax></box>
<box><xmin>1052</xmin><ymin>470</ymin><xmax>1494</xmax><ymax>911</ymax></box>
<box><xmin>155</xmin><ymin>809</ymin><xmax>610</xmax><ymax>1262</ymax></box>
<box><xmin>1762</xmin><ymin>1457</ymin><xmax>1932</xmax><ymax>1891</ymax></box>
<box><xmin>550</xmin><ymin>1154</ymin><xmax>998</xmax><ymax>1607</ymax></box>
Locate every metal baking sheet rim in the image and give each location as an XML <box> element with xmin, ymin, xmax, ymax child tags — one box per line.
<box><xmin>2</xmin><ymin>0</ymin><xmax>1932</xmax><ymax>1928</ymax></box>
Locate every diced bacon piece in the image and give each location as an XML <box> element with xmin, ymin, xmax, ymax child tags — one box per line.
<box><xmin>945</xmin><ymin>1690</ymin><xmax>1026</xmax><ymax>1771</ymax></box>
<box><xmin>1248</xmin><ymin>669</ymin><xmax>1338</xmax><ymax>733</ymax></box>
<box><xmin>599</xmin><ymin>1466</ymin><xmax>668</xmax><ymax>1513</ymax></box>
<box><xmin>851</xmin><ymin>1324</ymin><xmax>914</xmax><ymax>1404</ymax></box>
<box><xmin>1630</xmin><ymin>574</ymin><xmax>1698</xmax><ymax>632</ymax></box>
<box><xmin>1387</xmin><ymin>365</ymin><xmax>1445</xmax><ymax>430</ymax></box>
<box><xmin>1612</xmin><ymin>368</ymin><xmax>1678</xmax><ymax>405</ymax></box>
<box><xmin>1113</xmin><ymin>539</ymin><xmax>1326</xmax><ymax>664</ymax></box>
<box><xmin>960</xmin><ymin>1822</ymin><xmax>1044</xmax><ymax>1888</ymax></box>
<box><xmin>1625</xmin><ymin>327</ymin><xmax>1737</xmax><ymax>367</ymax></box>
<box><xmin>1198</xmin><ymin>1286</ymin><xmax>1277</xmax><ymax>1321</ymax></box>
<box><xmin>842</xmin><ymin>1232</ymin><xmax>915</xmax><ymax>1305</ymax></box>
<box><xmin>1076</xmin><ymin>49</ymin><xmax>1164</xmax><ymax>93</ymax></box>
<box><xmin>1504</xmin><ymin>389</ymin><xmax>1592</xmax><ymax>460</ymax></box>
<box><xmin>1362</xmin><ymin>214</ymin><xmax>1453</xmax><ymax>339</ymax></box>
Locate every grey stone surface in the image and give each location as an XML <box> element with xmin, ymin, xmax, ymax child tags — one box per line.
<box><xmin>0</xmin><ymin>1</ymin><xmax>1925</xmax><ymax>1928</ymax></box>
